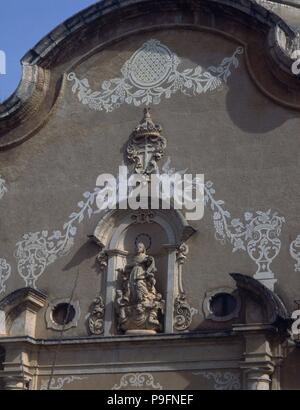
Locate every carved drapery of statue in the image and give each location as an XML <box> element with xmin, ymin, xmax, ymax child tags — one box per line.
<box><xmin>116</xmin><ymin>243</ymin><xmax>165</xmax><ymax>334</ymax></box>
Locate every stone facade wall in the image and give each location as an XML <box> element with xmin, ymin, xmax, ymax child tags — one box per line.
<box><xmin>0</xmin><ymin>0</ymin><xmax>300</xmax><ymax>390</ymax></box>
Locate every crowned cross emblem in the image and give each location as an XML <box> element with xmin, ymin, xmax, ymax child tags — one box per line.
<box><xmin>126</xmin><ymin>108</ymin><xmax>167</xmax><ymax>177</ymax></box>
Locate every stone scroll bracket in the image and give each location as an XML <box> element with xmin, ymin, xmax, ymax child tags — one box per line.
<box><xmin>0</xmin><ymin>175</ymin><xmax>7</xmax><ymax>200</ymax></box>
<box><xmin>173</xmin><ymin>243</ymin><xmax>198</xmax><ymax>332</ymax></box>
<box><xmin>290</xmin><ymin>234</ymin><xmax>300</xmax><ymax>272</ymax></box>
<box><xmin>87</xmin><ymin>295</ymin><xmax>105</xmax><ymax>336</ymax></box>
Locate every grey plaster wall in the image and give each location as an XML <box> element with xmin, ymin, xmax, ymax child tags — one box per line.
<box><xmin>0</xmin><ymin>0</ymin><xmax>300</xmax><ymax>389</ymax></box>
<box><xmin>1</xmin><ymin>28</ymin><xmax>299</xmax><ymax>337</ymax></box>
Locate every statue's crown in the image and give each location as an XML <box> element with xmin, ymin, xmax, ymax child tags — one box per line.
<box><xmin>133</xmin><ymin>108</ymin><xmax>162</xmax><ymax>139</ymax></box>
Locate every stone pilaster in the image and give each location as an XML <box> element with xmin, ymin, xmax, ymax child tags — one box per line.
<box><xmin>233</xmin><ymin>324</ymin><xmax>277</xmax><ymax>390</ymax></box>
<box><xmin>243</xmin><ymin>367</ymin><xmax>273</xmax><ymax>390</ymax></box>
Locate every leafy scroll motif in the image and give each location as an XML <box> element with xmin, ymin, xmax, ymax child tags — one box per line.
<box><xmin>205</xmin><ymin>181</ymin><xmax>285</xmax><ymax>278</ymax></box>
<box><xmin>0</xmin><ymin>258</ymin><xmax>11</xmax><ymax>294</ymax></box>
<box><xmin>290</xmin><ymin>235</ymin><xmax>300</xmax><ymax>272</ymax></box>
<box><xmin>174</xmin><ymin>294</ymin><xmax>198</xmax><ymax>331</ymax></box>
<box><xmin>15</xmin><ymin>167</ymin><xmax>136</xmax><ymax>289</ymax></box>
<box><xmin>67</xmin><ymin>39</ymin><xmax>243</xmax><ymax>112</ymax></box>
<box><xmin>15</xmin><ymin>188</ymin><xmax>101</xmax><ymax>289</ymax></box>
<box><xmin>15</xmin><ymin>158</ymin><xmax>284</xmax><ymax>289</ymax></box>
<box><xmin>40</xmin><ymin>376</ymin><xmax>87</xmax><ymax>390</ymax></box>
<box><xmin>194</xmin><ymin>371</ymin><xmax>241</xmax><ymax>390</ymax></box>
<box><xmin>88</xmin><ymin>295</ymin><xmax>105</xmax><ymax>335</ymax></box>
<box><xmin>112</xmin><ymin>373</ymin><xmax>163</xmax><ymax>390</ymax></box>
<box><xmin>161</xmin><ymin>159</ymin><xmax>285</xmax><ymax>279</ymax></box>
<box><xmin>0</xmin><ymin>175</ymin><xmax>7</xmax><ymax>200</ymax></box>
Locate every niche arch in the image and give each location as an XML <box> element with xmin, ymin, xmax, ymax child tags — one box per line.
<box><xmin>91</xmin><ymin>207</ymin><xmax>196</xmax><ymax>335</ymax></box>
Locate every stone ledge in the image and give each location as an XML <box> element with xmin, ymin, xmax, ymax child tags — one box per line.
<box><xmin>0</xmin><ymin>329</ymin><xmax>236</xmax><ymax>346</ymax></box>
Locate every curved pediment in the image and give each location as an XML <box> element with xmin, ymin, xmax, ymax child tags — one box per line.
<box><xmin>230</xmin><ymin>273</ymin><xmax>289</xmax><ymax>324</ymax></box>
<box><xmin>1</xmin><ymin>0</ymin><xmax>300</xmax><ymax>149</ymax></box>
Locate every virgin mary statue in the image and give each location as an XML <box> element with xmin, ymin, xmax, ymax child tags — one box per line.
<box><xmin>116</xmin><ymin>242</ymin><xmax>165</xmax><ymax>334</ymax></box>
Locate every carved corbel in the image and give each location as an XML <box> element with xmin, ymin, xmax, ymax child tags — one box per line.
<box><xmin>89</xmin><ymin>235</ymin><xmax>109</xmax><ymax>274</ymax></box>
<box><xmin>96</xmin><ymin>250</ymin><xmax>108</xmax><ymax>273</ymax></box>
<box><xmin>176</xmin><ymin>243</ymin><xmax>189</xmax><ymax>270</ymax></box>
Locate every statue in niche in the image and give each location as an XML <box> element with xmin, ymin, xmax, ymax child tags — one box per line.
<box><xmin>116</xmin><ymin>242</ymin><xmax>165</xmax><ymax>334</ymax></box>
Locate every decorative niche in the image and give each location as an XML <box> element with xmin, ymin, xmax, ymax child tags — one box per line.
<box><xmin>89</xmin><ymin>109</ymin><xmax>197</xmax><ymax>336</ymax></box>
<box><xmin>91</xmin><ymin>207</ymin><xmax>196</xmax><ymax>336</ymax></box>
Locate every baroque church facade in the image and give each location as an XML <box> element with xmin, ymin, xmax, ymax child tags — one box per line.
<box><xmin>1</xmin><ymin>0</ymin><xmax>300</xmax><ymax>390</ymax></box>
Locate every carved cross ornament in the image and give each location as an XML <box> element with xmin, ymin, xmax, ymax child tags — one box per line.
<box><xmin>127</xmin><ymin>108</ymin><xmax>167</xmax><ymax>176</ymax></box>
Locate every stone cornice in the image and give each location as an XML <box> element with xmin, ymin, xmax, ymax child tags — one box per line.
<box><xmin>269</xmin><ymin>0</ymin><xmax>300</xmax><ymax>9</ymax></box>
<box><xmin>0</xmin><ymin>329</ymin><xmax>236</xmax><ymax>346</ymax></box>
<box><xmin>13</xmin><ymin>0</ymin><xmax>298</xmax><ymax>68</ymax></box>
<box><xmin>0</xmin><ymin>287</ymin><xmax>47</xmax><ymax>312</ymax></box>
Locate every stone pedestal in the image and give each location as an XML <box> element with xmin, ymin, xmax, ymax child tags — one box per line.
<box><xmin>125</xmin><ymin>329</ymin><xmax>157</xmax><ymax>335</ymax></box>
<box><xmin>244</xmin><ymin>369</ymin><xmax>272</xmax><ymax>390</ymax></box>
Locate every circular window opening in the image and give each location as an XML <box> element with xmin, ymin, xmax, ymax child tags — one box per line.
<box><xmin>52</xmin><ymin>303</ymin><xmax>75</xmax><ymax>326</ymax></box>
<box><xmin>210</xmin><ymin>293</ymin><xmax>237</xmax><ymax>318</ymax></box>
